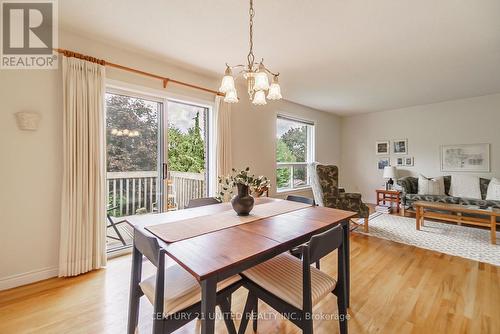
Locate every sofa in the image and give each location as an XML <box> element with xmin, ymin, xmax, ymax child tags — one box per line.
<box><xmin>397</xmin><ymin>176</ymin><xmax>500</xmax><ymax>211</ymax></box>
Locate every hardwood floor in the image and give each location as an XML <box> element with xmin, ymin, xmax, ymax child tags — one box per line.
<box><xmin>0</xmin><ymin>223</ymin><xmax>498</xmax><ymax>333</ymax></box>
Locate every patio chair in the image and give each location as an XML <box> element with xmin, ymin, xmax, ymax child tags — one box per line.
<box><xmin>106</xmin><ymin>205</ymin><xmax>129</xmax><ymax>247</ymax></box>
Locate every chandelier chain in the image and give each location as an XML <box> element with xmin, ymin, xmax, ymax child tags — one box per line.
<box><xmin>247</xmin><ymin>0</ymin><xmax>255</xmax><ymax>68</ymax></box>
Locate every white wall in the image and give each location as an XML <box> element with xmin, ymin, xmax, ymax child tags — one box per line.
<box><xmin>0</xmin><ymin>30</ymin><xmax>341</xmax><ymax>288</ymax></box>
<box><xmin>340</xmin><ymin>94</ymin><xmax>500</xmax><ymax>203</ymax></box>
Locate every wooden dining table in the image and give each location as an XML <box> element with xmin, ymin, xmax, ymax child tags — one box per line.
<box><xmin>126</xmin><ymin>198</ymin><xmax>356</xmax><ymax>334</ymax></box>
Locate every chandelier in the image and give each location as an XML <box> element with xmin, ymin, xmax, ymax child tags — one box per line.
<box><xmin>219</xmin><ymin>0</ymin><xmax>282</xmax><ymax>105</ymax></box>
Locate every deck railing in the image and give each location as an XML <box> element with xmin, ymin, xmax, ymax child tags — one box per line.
<box><xmin>107</xmin><ymin>171</ymin><xmax>206</xmax><ymax>216</ymax></box>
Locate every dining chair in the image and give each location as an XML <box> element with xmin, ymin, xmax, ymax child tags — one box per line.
<box><xmin>238</xmin><ymin>225</ymin><xmax>348</xmax><ymax>334</ymax></box>
<box><xmin>128</xmin><ymin>227</ymin><xmax>242</xmax><ymax>334</ymax></box>
<box><xmin>186</xmin><ymin>197</ymin><xmax>221</xmax><ymax>209</ymax></box>
<box><xmin>286</xmin><ymin>195</ymin><xmax>316</xmax><ymax>206</ymax></box>
<box><xmin>285</xmin><ymin>195</ymin><xmax>321</xmax><ymax>269</ymax></box>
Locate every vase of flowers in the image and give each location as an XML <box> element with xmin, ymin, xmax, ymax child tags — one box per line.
<box><xmin>217</xmin><ymin>167</ymin><xmax>270</xmax><ymax>216</ymax></box>
<box><xmin>232</xmin><ymin>183</ymin><xmax>254</xmax><ymax>216</ymax></box>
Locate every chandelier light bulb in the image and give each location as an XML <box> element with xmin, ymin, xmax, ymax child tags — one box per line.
<box><xmin>253</xmin><ymin>64</ymin><xmax>270</xmax><ymax>91</ymax></box>
<box><xmin>224</xmin><ymin>89</ymin><xmax>239</xmax><ymax>103</ymax></box>
<box><xmin>267</xmin><ymin>75</ymin><xmax>282</xmax><ymax>100</ymax></box>
<box><xmin>252</xmin><ymin>90</ymin><xmax>267</xmax><ymax>105</ymax></box>
<box><xmin>219</xmin><ymin>67</ymin><xmax>235</xmax><ymax>93</ymax></box>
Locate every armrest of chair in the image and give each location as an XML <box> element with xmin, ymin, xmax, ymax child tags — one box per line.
<box><xmin>342</xmin><ymin>192</ymin><xmax>362</xmax><ymax>201</ymax></box>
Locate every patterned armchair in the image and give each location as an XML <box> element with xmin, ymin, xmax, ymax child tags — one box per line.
<box><xmin>310</xmin><ymin>163</ymin><xmax>370</xmax><ymax>232</ymax></box>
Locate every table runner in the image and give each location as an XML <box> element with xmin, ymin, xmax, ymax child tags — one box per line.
<box><xmin>145</xmin><ymin>199</ymin><xmax>311</xmax><ymax>243</ymax></box>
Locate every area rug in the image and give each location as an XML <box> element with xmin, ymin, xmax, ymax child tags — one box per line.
<box><xmin>356</xmin><ymin>213</ymin><xmax>500</xmax><ymax>266</ymax></box>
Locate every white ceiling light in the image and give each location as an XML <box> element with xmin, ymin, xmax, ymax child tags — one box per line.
<box><xmin>220</xmin><ymin>0</ymin><xmax>282</xmax><ymax>105</ymax></box>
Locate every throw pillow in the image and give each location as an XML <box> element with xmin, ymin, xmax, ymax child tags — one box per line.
<box><xmin>486</xmin><ymin>177</ymin><xmax>500</xmax><ymax>201</ymax></box>
<box><xmin>449</xmin><ymin>175</ymin><xmax>481</xmax><ymax>199</ymax></box>
<box><xmin>418</xmin><ymin>175</ymin><xmax>445</xmax><ymax>195</ymax></box>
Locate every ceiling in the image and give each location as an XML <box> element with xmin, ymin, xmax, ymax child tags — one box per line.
<box><xmin>59</xmin><ymin>0</ymin><xmax>500</xmax><ymax>115</ymax></box>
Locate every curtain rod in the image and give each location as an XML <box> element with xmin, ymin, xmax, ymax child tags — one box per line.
<box><xmin>54</xmin><ymin>48</ymin><xmax>224</xmax><ymax>96</ymax></box>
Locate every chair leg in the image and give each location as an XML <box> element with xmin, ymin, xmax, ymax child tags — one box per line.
<box><xmin>363</xmin><ymin>217</ymin><xmax>369</xmax><ymax>233</ymax></box>
<box><xmin>337</xmin><ymin>284</ymin><xmax>348</xmax><ymax>334</ymax></box>
<box><xmin>303</xmin><ymin>317</ymin><xmax>313</xmax><ymax>334</ymax></box>
<box><xmin>315</xmin><ymin>260</ymin><xmax>320</xmax><ymax>270</ymax></box>
<box><xmin>238</xmin><ymin>292</ymin><xmax>256</xmax><ymax>334</ymax></box>
<box><xmin>252</xmin><ymin>298</ymin><xmax>258</xmax><ymax>332</ymax></box>
<box><xmin>218</xmin><ymin>298</ymin><xmax>237</xmax><ymax>334</ymax></box>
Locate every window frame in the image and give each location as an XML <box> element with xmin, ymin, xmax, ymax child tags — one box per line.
<box><xmin>275</xmin><ymin>114</ymin><xmax>315</xmax><ymax>193</ymax></box>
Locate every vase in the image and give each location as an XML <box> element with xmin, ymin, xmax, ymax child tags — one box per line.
<box><xmin>231</xmin><ymin>183</ymin><xmax>254</xmax><ymax>216</ymax></box>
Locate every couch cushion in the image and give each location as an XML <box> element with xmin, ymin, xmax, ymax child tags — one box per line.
<box><xmin>406</xmin><ymin>194</ymin><xmax>460</xmax><ymax>205</ymax></box>
<box><xmin>450</xmin><ymin>175</ymin><xmax>481</xmax><ymax>199</ymax></box>
<box><xmin>459</xmin><ymin>197</ymin><xmax>500</xmax><ymax>209</ymax></box>
<box><xmin>480</xmin><ymin>178</ymin><xmax>491</xmax><ymax>200</ymax></box>
<box><xmin>486</xmin><ymin>177</ymin><xmax>500</xmax><ymax>201</ymax></box>
<box><xmin>418</xmin><ymin>175</ymin><xmax>445</xmax><ymax>195</ymax></box>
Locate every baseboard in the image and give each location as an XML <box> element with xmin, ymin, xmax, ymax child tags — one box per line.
<box><xmin>0</xmin><ymin>266</ymin><xmax>59</xmax><ymax>291</ymax></box>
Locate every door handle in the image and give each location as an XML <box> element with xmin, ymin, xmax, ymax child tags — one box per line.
<box><xmin>162</xmin><ymin>163</ymin><xmax>168</xmax><ymax>180</ymax></box>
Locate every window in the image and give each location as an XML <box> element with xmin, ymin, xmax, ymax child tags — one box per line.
<box><xmin>276</xmin><ymin>115</ymin><xmax>315</xmax><ymax>192</ymax></box>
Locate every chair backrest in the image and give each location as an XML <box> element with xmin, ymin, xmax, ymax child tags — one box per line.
<box><xmin>307</xmin><ymin>224</ymin><xmax>343</xmax><ymax>265</ymax></box>
<box><xmin>186</xmin><ymin>197</ymin><xmax>221</xmax><ymax>209</ymax></box>
<box><xmin>133</xmin><ymin>228</ymin><xmax>162</xmax><ymax>267</ymax></box>
<box><xmin>300</xmin><ymin>224</ymin><xmax>344</xmax><ymax>312</ymax></box>
<box><xmin>286</xmin><ymin>195</ymin><xmax>315</xmax><ymax>206</ymax></box>
<box><xmin>310</xmin><ymin>164</ymin><xmax>340</xmax><ymax>207</ymax></box>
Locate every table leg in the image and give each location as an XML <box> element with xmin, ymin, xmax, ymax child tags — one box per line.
<box><xmin>201</xmin><ymin>276</ymin><xmax>217</xmax><ymax>334</ymax></box>
<box><xmin>491</xmin><ymin>215</ymin><xmax>497</xmax><ymax>245</ymax></box>
<box><xmin>341</xmin><ymin>219</ymin><xmax>350</xmax><ymax>308</ymax></box>
<box><xmin>416</xmin><ymin>205</ymin><xmax>421</xmax><ymax>230</ymax></box>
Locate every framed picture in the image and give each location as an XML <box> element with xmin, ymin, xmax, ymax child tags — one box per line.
<box><xmin>404</xmin><ymin>156</ymin><xmax>414</xmax><ymax>166</ymax></box>
<box><xmin>377</xmin><ymin>157</ymin><xmax>390</xmax><ymax>170</ymax></box>
<box><xmin>440</xmin><ymin>144</ymin><xmax>490</xmax><ymax>172</ymax></box>
<box><xmin>395</xmin><ymin>157</ymin><xmax>404</xmax><ymax>166</ymax></box>
<box><xmin>376</xmin><ymin>141</ymin><xmax>390</xmax><ymax>155</ymax></box>
<box><xmin>393</xmin><ymin>139</ymin><xmax>408</xmax><ymax>154</ymax></box>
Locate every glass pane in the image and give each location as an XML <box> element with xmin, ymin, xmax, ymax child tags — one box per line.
<box><xmin>105</xmin><ymin>93</ymin><xmax>161</xmax><ymax>252</ymax></box>
<box><xmin>276</xmin><ymin>118</ymin><xmax>308</xmax><ymax>163</ymax></box>
<box><xmin>293</xmin><ymin>165</ymin><xmax>308</xmax><ymax>188</ymax></box>
<box><xmin>276</xmin><ymin>166</ymin><xmax>291</xmax><ymax>190</ymax></box>
<box><xmin>167</xmin><ymin>101</ymin><xmax>208</xmax><ymax>210</ymax></box>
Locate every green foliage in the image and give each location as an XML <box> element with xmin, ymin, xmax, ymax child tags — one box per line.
<box><xmin>167</xmin><ymin>112</ymin><xmax>205</xmax><ymax>173</ymax></box>
<box><xmin>280</xmin><ymin>126</ymin><xmax>307</xmax><ymax>162</ymax></box>
<box><xmin>276</xmin><ymin>125</ymin><xmax>308</xmax><ymax>188</ymax></box>
<box><xmin>106</xmin><ymin>94</ymin><xmax>158</xmax><ymax>172</ymax></box>
<box><xmin>106</xmin><ymin>94</ymin><xmax>205</xmax><ymax>174</ymax></box>
<box><xmin>276</xmin><ymin>139</ymin><xmax>294</xmax><ymax>188</ymax></box>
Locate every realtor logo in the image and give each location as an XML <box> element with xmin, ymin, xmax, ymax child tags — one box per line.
<box><xmin>1</xmin><ymin>0</ymin><xmax>58</xmax><ymax>69</ymax></box>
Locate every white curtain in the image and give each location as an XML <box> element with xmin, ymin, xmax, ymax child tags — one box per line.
<box><xmin>215</xmin><ymin>96</ymin><xmax>232</xmax><ymax>179</ymax></box>
<box><xmin>59</xmin><ymin>56</ymin><xmax>106</xmax><ymax>277</ymax></box>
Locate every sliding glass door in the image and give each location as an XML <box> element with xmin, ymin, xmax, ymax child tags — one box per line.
<box><xmin>105</xmin><ymin>89</ymin><xmax>210</xmax><ymax>252</ymax></box>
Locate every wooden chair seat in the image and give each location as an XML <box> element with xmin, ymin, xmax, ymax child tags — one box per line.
<box><xmin>140</xmin><ymin>264</ymin><xmax>241</xmax><ymax>315</ymax></box>
<box><xmin>242</xmin><ymin>253</ymin><xmax>336</xmax><ymax>309</ymax></box>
